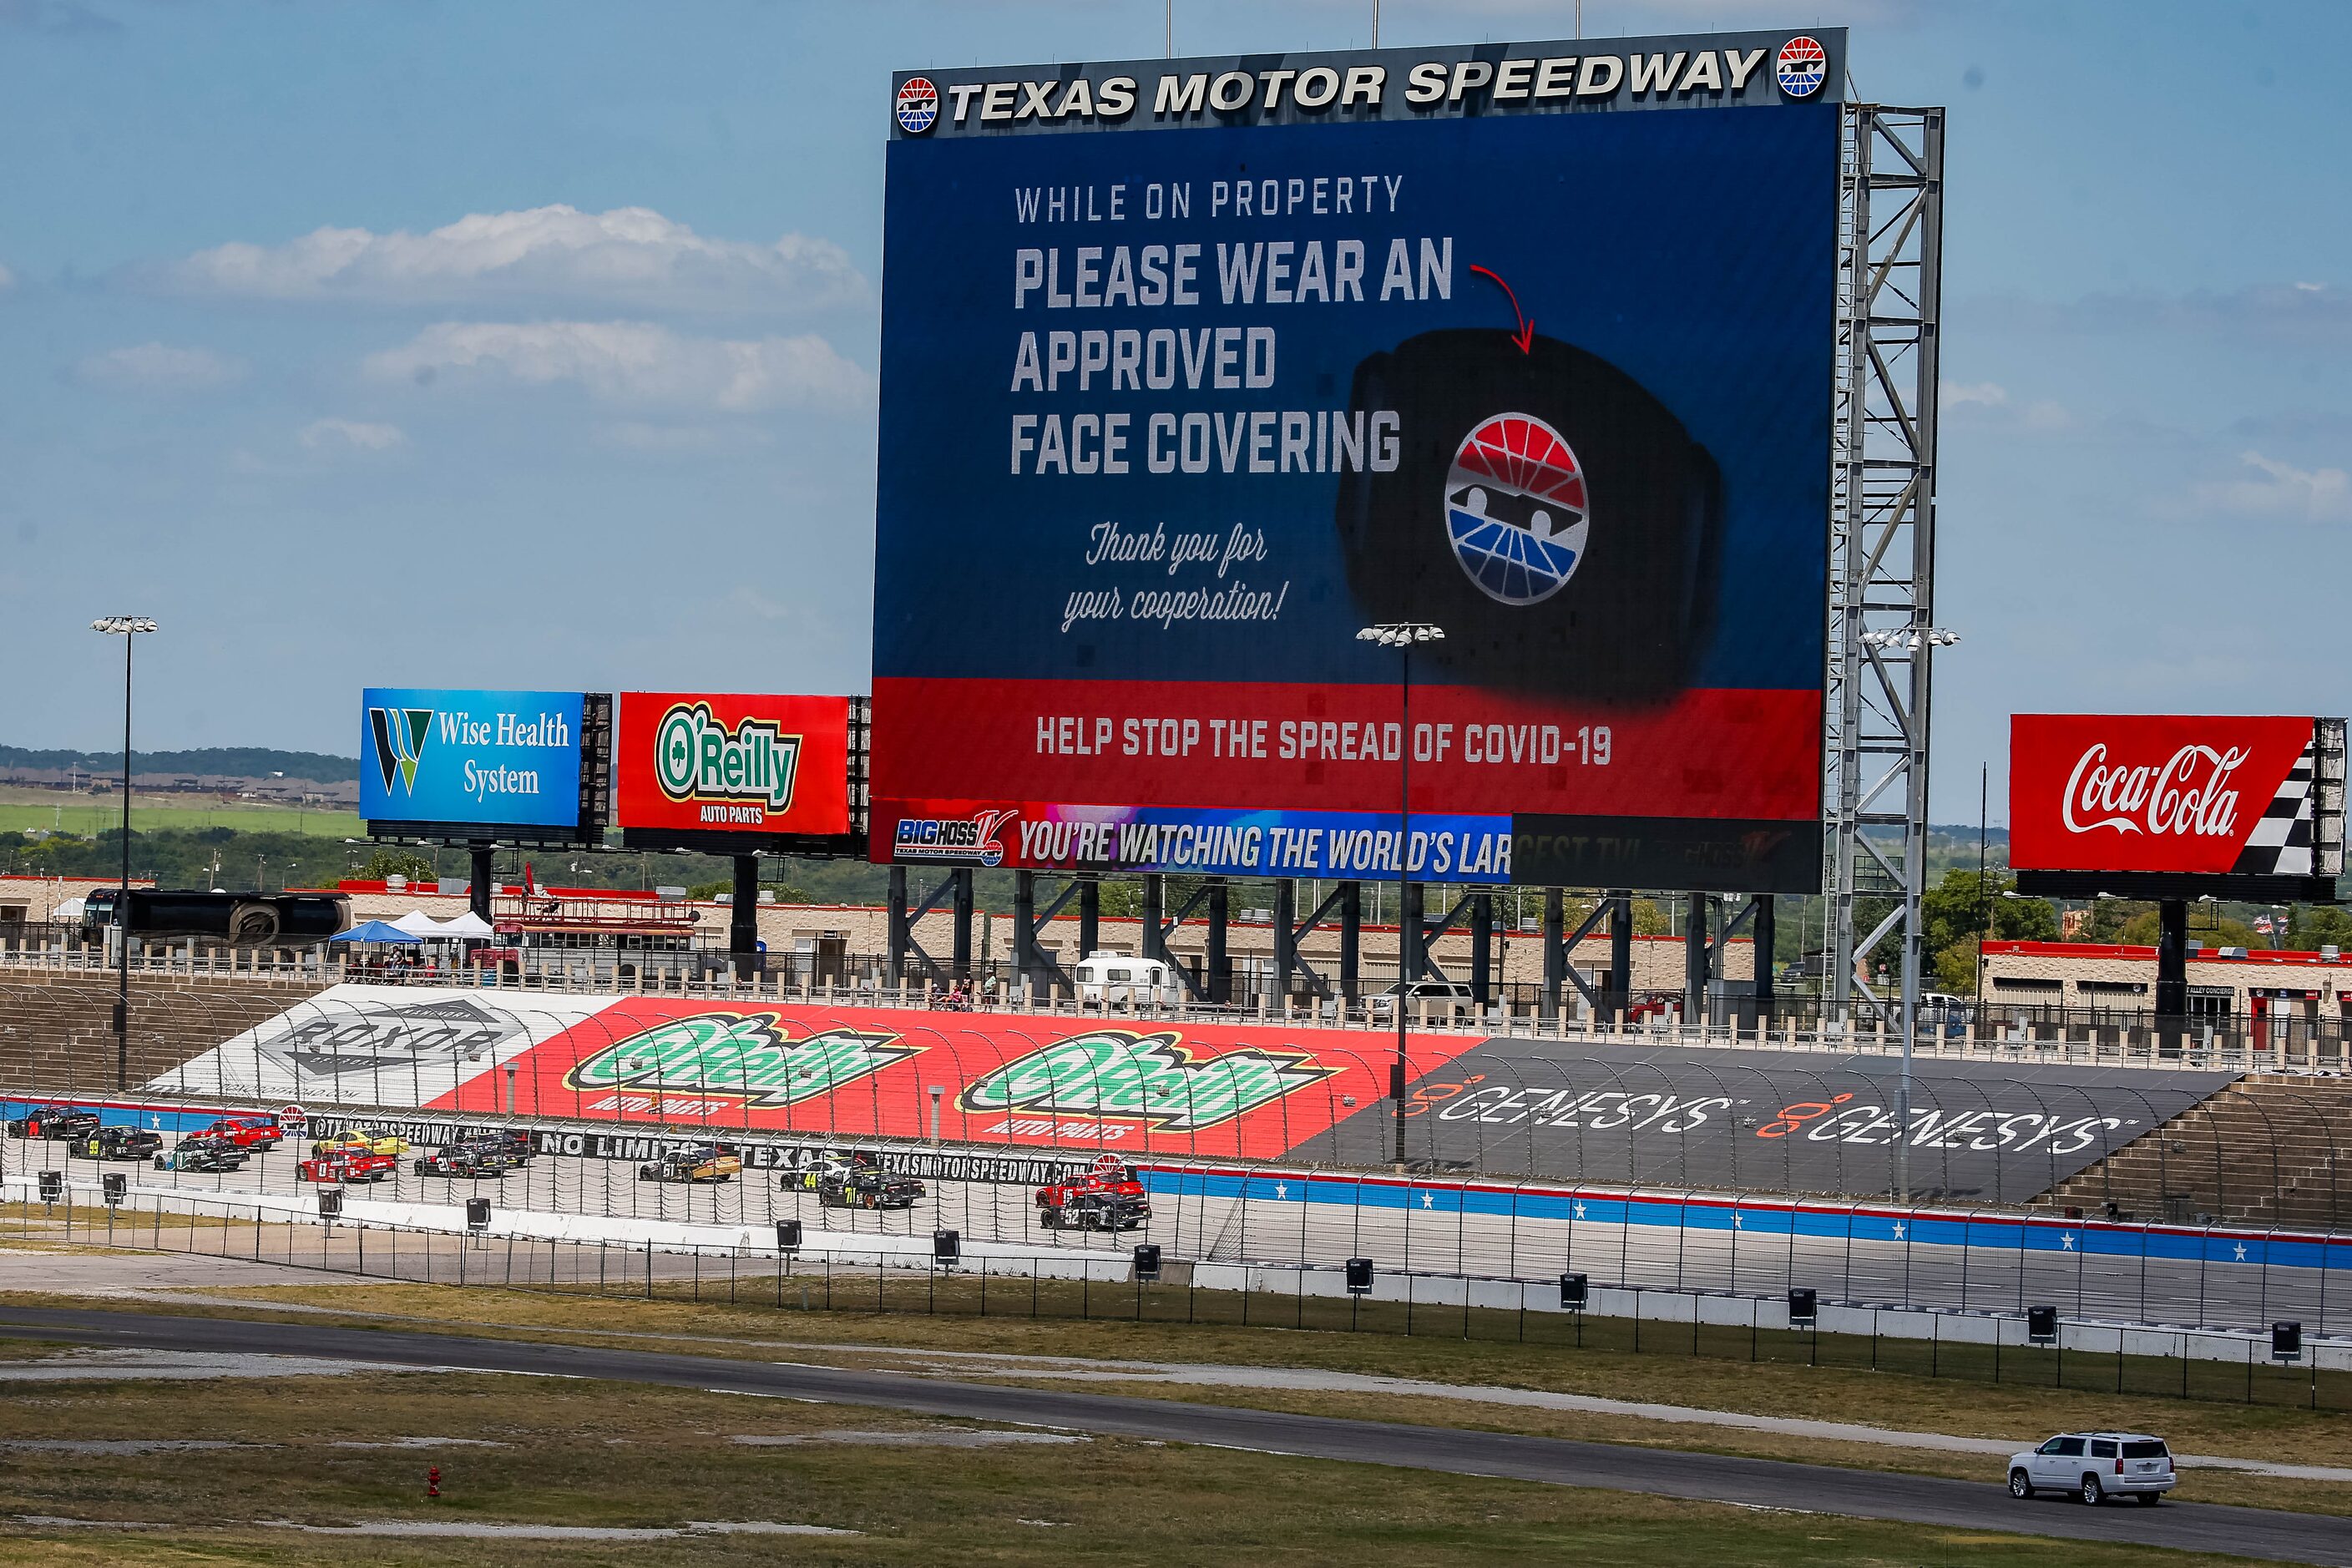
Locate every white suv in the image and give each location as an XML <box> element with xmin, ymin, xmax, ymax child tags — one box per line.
<box><xmin>2008</xmin><ymin>1432</ymin><xmax>2175</xmax><ymax>1505</ymax></box>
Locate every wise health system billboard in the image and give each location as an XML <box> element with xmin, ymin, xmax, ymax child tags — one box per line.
<box><xmin>2010</xmin><ymin>713</ymin><xmax>2344</xmax><ymax>900</ymax></box>
<box><xmin>615</xmin><ymin>691</ymin><xmax>856</xmax><ymax>845</ymax></box>
<box><xmin>360</xmin><ymin>687</ymin><xmax>605</xmax><ymax>841</ymax></box>
<box><xmin>871</xmin><ymin>30</ymin><xmax>1844</xmax><ymax>892</ymax></box>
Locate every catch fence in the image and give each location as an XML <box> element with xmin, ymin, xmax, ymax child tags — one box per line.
<box><xmin>5</xmin><ymin>1176</ymin><xmax>2345</xmax><ymax>1414</ymax></box>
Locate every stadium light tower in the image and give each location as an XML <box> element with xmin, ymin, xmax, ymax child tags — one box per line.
<box><xmin>91</xmin><ymin>615</ymin><xmax>157</xmax><ymax>1092</ymax></box>
<box><xmin>1357</xmin><ymin>620</ymin><xmax>1443</xmax><ymax>1166</ymax></box>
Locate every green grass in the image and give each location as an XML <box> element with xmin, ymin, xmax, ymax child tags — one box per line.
<box><xmin>0</xmin><ymin>786</ymin><xmax>362</xmax><ymax>842</ymax></box>
<box><xmin>0</xmin><ymin>1348</ymin><xmax>2281</xmax><ymax>1567</ymax></box>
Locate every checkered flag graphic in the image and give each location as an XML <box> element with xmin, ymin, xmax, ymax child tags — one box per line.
<box><xmin>2231</xmin><ymin>736</ymin><xmax>2317</xmax><ymax>877</ymax></box>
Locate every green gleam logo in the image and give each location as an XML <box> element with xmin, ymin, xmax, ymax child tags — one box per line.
<box><xmin>959</xmin><ymin>1030</ymin><xmax>1337</xmax><ymax>1132</ymax></box>
<box><xmin>565</xmin><ymin>1013</ymin><xmax>917</xmax><ymax>1108</ymax></box>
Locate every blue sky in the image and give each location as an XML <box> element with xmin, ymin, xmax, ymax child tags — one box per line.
<box><xmin>2</xmin><ymin>0</ymin><xmax>2345</xmax><ymax>824</ymax></box>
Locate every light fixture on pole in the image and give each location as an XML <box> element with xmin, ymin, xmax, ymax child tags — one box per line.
<box><xmin>1356</xmin><ymin>620</ymin><xmax>1443</xmax><ymax>1166</ymax></box>
<box><xmin>1855</xmin><ymin>621</ymin><xmax>1958</xmax><ymax>1201</ymax></box>
<box><xmin>91</xmin><ymin>615</ymin><xmax>157</xmax><ymax>1094</ymax></box>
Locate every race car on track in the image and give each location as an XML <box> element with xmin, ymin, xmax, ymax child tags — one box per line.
<box><xmin>297</xmin><ymin>1148</ymin><xmax>397</xmax><ymax>1184</ymax></box>
<box><xmin>496</xmin><ymin>1128</ymin><xmax>537</xmax><ymax>1163</ymax></box>
<box><xmin>1035</xmin><ymin>1157</ymin><xmax>1151</xmax><ymax>1231</ymax></box>
<box><xmin>198</xmin><ymin>1117</ymin><xmax>284</xmax><ymax>1151</ymax></box>
<box><xmin>413</xmin><ymin>1137</ymin><xmax>516</xmax><ymax>1179</ymax></box>
<box><xmin>153</xmin><ymin>1136</ymin><xmax>251</xmax><ymax>1173</ymax></box>
<box><xmin>637</xmin><ymin>1144</ymin><xmax>742</xmax><ymax>1184</ymax></box>
<box><xmin>311</xmin><ymin>1127</ymin><xmax>410</xmax><ymax>1157</ymax></box>
<box><xmin>812</xmin><ymin>1158</ymin><xmax>926</xmax><ymax>1211</ymax></box>
<box><xmin>68</xmin><ymin>1126</ymin><xmax>163</xmax><ymax>1162</ymax></box>
<box><xmin>6</xmin><ymin>1105</ymin><xmax>101</xmax><ymax>1141</ymax></box>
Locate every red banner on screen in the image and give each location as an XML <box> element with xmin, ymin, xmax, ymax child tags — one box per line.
<box><xmin>615</xmin><ymin>692</ymin><xmax>851</xmax><ymax>836</ymax></box>
<box><xmin>425</xmin><ymin>1001</ymin><xmax>1482</xmax><ymax>1161</ymax></box>
<box><xmin>872</xmin><ymin>677</ymin><xmax>1820</xmax><ymax>821</ymax></box>
<box><xmin>2010</xmin><ymin>714</ymin><xmax>2314</xmax><ymax>876</ymax></box>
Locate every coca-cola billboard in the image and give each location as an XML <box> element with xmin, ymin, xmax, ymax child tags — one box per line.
<box><xmin>2011</xmin><ymin>714</ymin><xmax>2343</xmax><ymax>890</ymax></box>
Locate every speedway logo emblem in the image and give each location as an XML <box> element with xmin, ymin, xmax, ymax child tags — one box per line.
<box><xmin>896</xmin><ymin>76</ymin><xmax>939</xmax><ymax>134</ymax></box>
<box><xmin>367</xmin><ymin>706</ymin><xmax>434</xmax><ymax>795</ymax></box>
<box><xmin>1775</xmin><ymin>36</ymin><xmax>1827</xmax><ymax>98</ymax></box>
<box><xmin>564</xmin><ymin>1013</ymin><xmax>918</xmax><ymax>1109</ymax></box>
<box><xmin>1444</xmin><ymin>414</ymin><xmax>1589</xmax><ymax>606</ymax></box>
<box><xmin>960</xmin><ymin>1030</ymin><xmax>1338</xmax><ymax>1133</ymax></box>
<box><xmin>655</xmin><ymin>701</ymin><xmax>802</xmax><ymax>823</ymax></box>
<box><xmin>255</xmin><ymin>997</ymin><xmax>522</xmax><ymax>1078</ymax></box>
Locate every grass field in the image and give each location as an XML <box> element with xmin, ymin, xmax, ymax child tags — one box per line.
<box><xmin>0</xmin><ymin>1331</ymin><xmax>2281</xmax><ymax>1567</ymax></box>
<box><xmin>8</xmin><ymin>1272</ymin><xmax>2345</xmax><ymax>1518</ymax></box>
<box><xmin>0</xmin><ymin>785</ymin><xmax>363</xmax><ymax>842</ymax></box>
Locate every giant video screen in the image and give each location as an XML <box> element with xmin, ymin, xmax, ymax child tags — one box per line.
<box><xmin>872</xmin><ymin>32</ymin><xmax>1844</xmax><ymax>890</ymax></box>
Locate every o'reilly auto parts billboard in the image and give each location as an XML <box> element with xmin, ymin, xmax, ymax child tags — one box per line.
<box><xmin>615</xmin><ymin>691</ymin><xmax>857</xmax><ymax>850</ymax></box>
<box><xmin>361</xmin><ymin>687</ymin><xmax>610</xmax><ymax>842</ymax></box>
<box><xmin>870</xmin><ymin>31</ymin><xmax>1842</xmax><ymax>891</ymax></box>
<box><xmin>2010</xmin><ymin>713</ymin><xmax>2345</xmax><ymax>900</ymax></box>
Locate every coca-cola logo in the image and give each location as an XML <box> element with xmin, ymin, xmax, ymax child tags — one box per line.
<box><xmin>2061</xmin><ymin>742</ymin><xmax>2248</xmax><ymax>838</ymax></box>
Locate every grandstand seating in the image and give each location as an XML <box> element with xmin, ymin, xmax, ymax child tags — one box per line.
<box><xmin>0</xmin><ymin>971</ymin><xmax>324</xmax><ymax>1100</ymax></box>
<box><xmin>2042</xmin><ymin>1074</ymin><xmax>2352</xmax><ymax>1232</ymax></box>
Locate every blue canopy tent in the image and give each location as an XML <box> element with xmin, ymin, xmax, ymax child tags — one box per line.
<box><xmin>335</xmin><ymin>919</ymin><xmax>422</xmax><ymax>945</ymax></box>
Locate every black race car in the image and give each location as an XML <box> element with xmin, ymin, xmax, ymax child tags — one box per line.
<box><xmin>638</xmin><ymin>1144</ymin><xmax>742</xmax><ymax>1184</ymax></box>
<box><xmin>811</xmin><ymin>1160</ymin><xmax>926</xmax><ymax>1211</ymax></box>
<box><xmin>153</xmin><ymin>1136</ymin><xmax>250</xmax><ymax>1174</ymax></box>
<box><xmin>414</xmin><ymin>1137</ymin><xmax>515</xmax><ymax>1179</ymax></box>
<box><xmin>68</xmin><ymin>1126</ymin><xmax>163</xmax><ymax>1162</ymax></box>
<box><xmin>6</xmin><ymin>1105</ymin><xmax>101</xmax><ymax>1141</ymax></box>
<box><xmin>497</xmin><ymin>1128</ymin><xmax>537</xmax><ymax>1164</ymax></box>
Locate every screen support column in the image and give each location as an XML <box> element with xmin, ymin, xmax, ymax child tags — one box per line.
<box><xmin>1075</xmin><ymin>877</ymin><xmax>1098</xmax><ymax>969</ymax></box>
<box><xmin>1540</xmin><ymin>888</ymin><xmax>1565</xmax><ymax>1019</ymax></box>
<box><xmin>1684</xmin><ymin>893</ymin><xmax>1709</xmax><ymax>1029</ymax></box>
<box><xmin>2157</xmin><ymin>898</ymin><xmax>2188</xmax><ymax>1050</ymax></box>
<box><xmin>953</xmin><ymin>869</ymin><xmax>975</xmax><ymax>981</ymax></box>
<box><xmin>1339</xmin><ymin>882</ymin><xmax>1362</xmax><ymax>1004</ymax></box>
<box><xmin>1608</xmin><ymin>891</ymin><xmax>1633</xmax><ymax>1024</ymax></box>
<box><xmin>469</xmin><ymin>844</ymin><xmax>495</xmax><ymax>923</ymax></box>
<box><xmin>730</xmin><ymin>854</ymin><xmax>760</xmax><ymax>983</ymax></box>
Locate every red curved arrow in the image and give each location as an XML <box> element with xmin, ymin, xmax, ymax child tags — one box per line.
<box><xmin>1469</xmin><ymin>264</ymin><xmax>1535</xmax><ymax>354</ymax></box>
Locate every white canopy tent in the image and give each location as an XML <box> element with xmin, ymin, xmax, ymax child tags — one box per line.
<box><xmin>435</xmin><ymin>910</ymin><xmax>494</xmax><ymax>938</ymax></box>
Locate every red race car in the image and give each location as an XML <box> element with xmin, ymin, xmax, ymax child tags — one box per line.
<box><xmin>1036</xmin><ymin>1156</ymin><xmax>1152</xmax><ymax>1232</ymax></box>
<box><xmin>298</xmin><ymin>1148</ymin><xmax>396</xmax><ymax>1184</ymax></box>
<box><xmin>198</xmin><ymin>1116</ymin><xmax>284</xmax><ymax>1151</ymax></box>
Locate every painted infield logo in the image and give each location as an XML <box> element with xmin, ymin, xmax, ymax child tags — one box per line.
<box><xmin>960</xmin><ymin>1029</ymin><xmax>1338</xmax><ymax>1133</ymax></box>
<box><xmin>565</xmin><ymin>1013</ymin><xmax>918</xmax><ymax>1109</ymax></box>
<box><xmin>1444</xmin><ymin>413</ymin><xmax>1590</xmax><ymax>606</ymax></box>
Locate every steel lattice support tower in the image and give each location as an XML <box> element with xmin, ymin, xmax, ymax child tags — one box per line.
<box><xmin>1825</xmin><ymin>104</ymin><xmax>1945</xmax><ymax>1041</ymax></box>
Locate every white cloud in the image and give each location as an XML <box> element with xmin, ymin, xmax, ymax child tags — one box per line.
<box><xmin>0</xmin><ymin>262</ymin><xmax>15</xmax><ymax>290</ymax></box>
<box><xmin>2203</xmin><ymin>450</ymin><xmax>2350</xmax><ymax>522</ymax></box>
<box><xmin>299</xmin><ymin>417</ymin><xmax>407</xmax><ymax>452</ymax></box>
<box><xmin>1943</xmin><ymin>381</ymin><xmax>2007</xmax><ymax>407</ymax></box>
<box><xmin>166</xmin><ymin>205</ymin><xmax>867</xmax><ymax>311</ymax></box>
<box><xmin>365</xmin><ymin>320</ymin><xmax>869</xmax><ymax>412</ymax></box>
<box><xmin>73</xmin><ymin>341</ymin><xmax>246</xmax><ymax>392</ymax></box>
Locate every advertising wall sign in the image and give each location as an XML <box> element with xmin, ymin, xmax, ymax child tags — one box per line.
<box><xmin>870</xmin><ymin>30</ymin><xmax>1841</xmax><ymax>888</ymax></box>
<box><xmin>360</xmin><ymin>687</ymin><xmax>605</xmax><ymax>837</ymax></box>
<box><xmin>615</xmin><ymin>692</ymin><xmax>854</xmax><ymax>843</ymax></box>
<box><xmin>2011</xmin><ymin>714</ymin><xmax>2344</xmax><ymax>898</ymax></box>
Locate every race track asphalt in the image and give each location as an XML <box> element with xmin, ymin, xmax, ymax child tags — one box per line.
<box><xmin>0</xmin><ymin>1304</ymin><xmax>2343</xmax><ymax>1565</ymax></box>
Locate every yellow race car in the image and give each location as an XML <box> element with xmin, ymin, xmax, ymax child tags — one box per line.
<box><xmin>310</xmin><ymin>1128</ymin><xmax>411</xmax><ymax>1158</ymax></box>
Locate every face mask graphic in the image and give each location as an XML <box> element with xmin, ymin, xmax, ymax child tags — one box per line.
<box><xmin>1336</xmin><ymin>330</ymin><xmax>1723</xmax><ymax>705</ymax></box>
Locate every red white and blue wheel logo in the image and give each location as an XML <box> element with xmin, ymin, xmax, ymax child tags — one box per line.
<box><xmin>1776</xmin><ymin>36</ymin><xmax>1827</xmax><ymax>98</ymax></box>
<box><xmin>896</xmin><ymin>77</ymin><xmax>940</xmax><ymax>134</ymax></box>
<box><xmin>1444</xmin><ymin>413</ymin><xmax>1590</xmax><ymax>606</ymax></box>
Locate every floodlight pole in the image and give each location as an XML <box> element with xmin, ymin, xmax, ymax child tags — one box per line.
<box><xmin>92</xmin><ymin>615</ymin><xmax>155</xmax><ymax>1092</ymax></box>
<box><xmin>1359</xmin><ymin>621</ymin><xmax>1442</xmax><ymax>1166</ymax></box>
